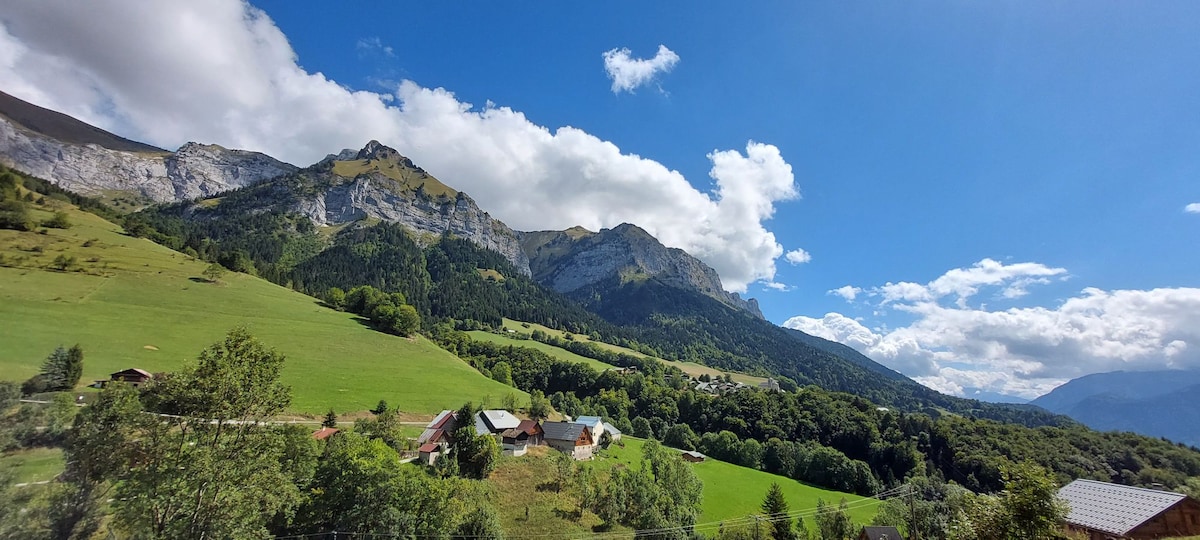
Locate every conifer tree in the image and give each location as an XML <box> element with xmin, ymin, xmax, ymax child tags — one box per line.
<box><xmin>322</xmin><ymin>408</ymin><xmax>337</xmax><ymax>428</ymax></box>
<box><xmin>761</xmin><ymin>482</ymin><xmax>796</xmax><ymax>540</ymax></box>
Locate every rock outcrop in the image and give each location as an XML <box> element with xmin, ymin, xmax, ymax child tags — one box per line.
<box><xmin>521</xmin><ymin>223</ymin><xmax>763</xmax><ymax>318</ymax></box>
<box><xmin>234</xmin><ymin>141</ymin><xmax>532</xmax><ymax>275</ymax></box>
<box><xmin>0</xmin><ymin>92</ymin><xmax>296</xmax><ymax>202</ymax></box>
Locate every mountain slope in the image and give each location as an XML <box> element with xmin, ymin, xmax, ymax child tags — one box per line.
<box><xmin>0</xmin><ymin>90</ymin><xmax>164</xmax><ymax>153</ymax></box>
<box><xmin>0</xmin><ymin>171</ymin><xmax>521</xmax><ymax>414</ymax></box>
<box><xmin>0</xmin><ymin>91</ymin><xmax>297</xmax><ymax>203</ymax></box>
<box><xmin>1031</xmin><ymin>370</ymin><xmax>1200</xmax><ymax>445</ymax></box>
<box><xmin>521</xmin><ymin>223</ymin><xmax>761</xmax><ymax>318</ymax></box>
<box><xmin>156</xmin><ymin>140</ymin><xmax>531</xmax><ymax>275</ymax></box>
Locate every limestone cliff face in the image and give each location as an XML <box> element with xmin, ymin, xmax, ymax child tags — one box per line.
<box><xmin>0</xmin><ymin>115</ymin><xmax>296</xmax><ymax>202</ymax></box>
<box><xmin>521</xmin><ymin>223</ymin><xmax>763</xmax><ymax>318</ymax></box>
<box><xmin>250</xmin><ymin>141</ymin><xmax>531</xmax><ymax>275</ymax></box>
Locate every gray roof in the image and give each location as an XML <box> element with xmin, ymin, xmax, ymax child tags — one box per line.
<box><xmin>575</xmin><ymin>415</ymin><xmax>603</xmax><ymax>428</ymax></box>
<box><xmin>542</xmin><ymin>421</ymin><xmax>587</xmax><ymax>442</ymax></box>
<box><xmin>1058</xmin><ymin>479</ymin><xmax>1188</xmax><ymax>536</ymax></box>
<box><xmin>860</xmin><ymin>526</ymin><xmax>904</xmax><ymax>540</ymax></box>
<box><xmin>602</xmin><ymin>421</ymin><xmax>622</xmax><ymax>436</ymax></box>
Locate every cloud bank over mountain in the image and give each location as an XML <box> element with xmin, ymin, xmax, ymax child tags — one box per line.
<box><xmin>785</xmin><ymin>259</ymin><xmax>1200</xmax><ymax>399</ymax></box>
<box><xmin>0</xmin><ymin>1</ymin><xmax>798</xmax><ymax>292</ymax></box>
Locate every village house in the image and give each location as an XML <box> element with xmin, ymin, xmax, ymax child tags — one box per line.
<box><xmin>858</xmin><ymin>526</ymin><xmax>905</xmax><ymax>540</ymax></box>
<box><xmin>1058</xmin><ymin>479</ymin><xmax>1200</xmax><ymax>539</ymax></box>
<box><xmin>417</xmin><ymin>409</ymin><xmax>458</xmax><ymax>447</ymax></box>
<box><xmin>474</xmin><ymin>409</ymin><xmax>521</xmax><ymax>436</ymax></box>
<box><xmin>601</xmin><ymin>421</ymin><xmax>622</xmax><ymax>442</ymax></box>
<box><xmin>417</xmin><ymin>443</ymin><xmax>443</xmax><ymax>466</ymax></box>
<box><xmin>500</xmin><ymin>420</ymin><xmax>544</xmax><ymax>456</ymax></box>
<box><xmin>680</xmin><ymin>450</ymin><xmax>707</xmax><ymax>462</ymax></box>
<box><xmin>311</xmin><ymin>427</ymin><xmax>339</xmax><ymax>441</ymax></box>
<box><xmin>573</xmin><ymin>415</ymin><xmax>605</xmax><ymax>445</ymax></box>
<box><xmin>95</xmin><ymin>368</ymin><xmax>153</xmax><ymax>388</ymax></box>
<box><xmin>542</xmin><ymin>421</ymin><xmax>594</xmax><ymax>460</ymax></box>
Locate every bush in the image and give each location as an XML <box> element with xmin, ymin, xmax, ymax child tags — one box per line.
<box><xmin>41</xmin><ymin>211</ymin><xmax>71</xmax><ymax>229</ymax></box>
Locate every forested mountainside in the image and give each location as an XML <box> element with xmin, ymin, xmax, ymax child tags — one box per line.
<box><xmin>128</xmin><ymin>182</ymin><xmax>1066</xmax><ymax>427</ymax></box>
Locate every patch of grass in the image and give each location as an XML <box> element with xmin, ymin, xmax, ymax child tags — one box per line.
<box><xmin>489</xmin><ymin>446</ymin><xmax>630</xmax><ymax>537</ymax></box>
<box><xmin>332</xmin><ymin>158</ymin><xmax>457</xmax><ymax>199</ymax></box>
<box><xmin>0</xmin><ymin>203</ymin><xmax>522</xmax><ymax>415</ymax></box>
<box><xmin>476</xmin><ymin>268</ymin><xmax>505</xmax><ymax>282</ymax></box>
<box><xmin>1</xmin><ymin>448</ymin><xmax>65</xmax><ymax>484</ymax></box>
<box><xmin>466</xmin><ymin>331</ymin><xmax>616</xmax><ymax>372</ymax></box>
<box><xmin>596</xmin><ymin>438</ymin><xmax>878</xmax><ymax>530</ymax></box>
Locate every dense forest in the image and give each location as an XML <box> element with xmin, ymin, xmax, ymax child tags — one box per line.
<box><xmin>438</xmin><ymin>328</ymin><xmax>1200</xmax><ymax>497</ymax></box>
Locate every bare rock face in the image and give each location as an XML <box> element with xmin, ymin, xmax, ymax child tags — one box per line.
<box><xmin>0</xmin><ymin>114</ymin><xmax>296</xmax><ymax>202</ymax></box>
<box><xmin>244</xmin><ymin>141</ymin><xmax>532</xmax><ymax>275</ymax></box>
<box><xmin>521</xmin><ymin>223</ymin><xmax>763</xmax><ymax>318</ymax></box>
<box><xmin>297</xmin><ymin>177</ymin><xmax>531</xmax><ymax>275</ymax></box>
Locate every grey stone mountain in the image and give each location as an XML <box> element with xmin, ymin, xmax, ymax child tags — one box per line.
<box><xmin>207</xmin><ymin>140</ymin><xmax>532</xmax><ymax>275</ymax></box>
<box><xmin>0</xmin><ymin>90</ymin><xmax>297</xmax><ymax>202</ymax></box>
<box><xmin>0</xmin><ymin>90</ymin><xmax>758</xmax><ymax>309</ymax></box>
<box><xmin>520</xmin><ymin>223</ymin><xmax>764</xmax><ymax>318</ymax></box>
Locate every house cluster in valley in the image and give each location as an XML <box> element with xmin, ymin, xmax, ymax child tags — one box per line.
<box><xmin>413</xmin><ymin>410</ymin><xmax>624</xmax><ymax>464</ymax></box>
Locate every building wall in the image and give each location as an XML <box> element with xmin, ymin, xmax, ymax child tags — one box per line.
<box><xmin>1128</xmin><ymin>499</ymin><xmax>1200</xmax><ymax>539</ymax></box>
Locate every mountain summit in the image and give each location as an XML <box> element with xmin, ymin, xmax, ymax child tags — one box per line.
<box><xmin>521</xmin><ymin>223</ymin><xmax>763</xmax><ymax>318</ymax></box>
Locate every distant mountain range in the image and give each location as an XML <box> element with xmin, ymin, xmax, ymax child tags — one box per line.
<box><xmin>1031</xmin><ymin>370</ymin><xmax>1200</xmax><ymax>447</ymax></box>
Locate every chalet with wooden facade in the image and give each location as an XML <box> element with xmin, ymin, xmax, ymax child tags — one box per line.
<box><xmin>95</xmin><ymin>368</ymin><xmax>153</xmax><ymax>388</ymax></box>
<box><xmin>680</xmin><ymin>450</ymin><xmax>707</xmax><ymax>462</ymax></box>
<box><xmin>1058</xmin><ymin>479</ymin><xmax>1200</xmax><ymax>539</ymax></box>
<box><xmin>542</xmin><ymin>421</ymin><xmax>594</xmax><ymax>460</ymax></box>
<box><xmin>500</xmin><ymin>420</ymin><xmax>544</xmax><ymax>457</ymax></box>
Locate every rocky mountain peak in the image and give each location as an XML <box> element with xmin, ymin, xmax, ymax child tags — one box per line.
<box><xmin>520</xmin><ymin>223</ymin><xmax>764</xmax><ymax>318</ymax></box>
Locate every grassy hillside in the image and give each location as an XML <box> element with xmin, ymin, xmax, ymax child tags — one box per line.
<box><xmin>498</xmin><ymin>318</ymin><xmax>770</xmax><ymax>386</ymax></box>
<box><xmin>0</xmin><ymin>199</ymin><xmax>521</xmax><ymax>415</ymax></box>
<box><xmin>466</xmin><ymin>330</ymin><xmax>616</xmax><ymax>372</ymax></box>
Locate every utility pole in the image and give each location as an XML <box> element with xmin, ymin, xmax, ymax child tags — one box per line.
<box><xmin>908</xmin><ymin>483</ymin><xmax>919</xmax><ymax>540</ymax></box>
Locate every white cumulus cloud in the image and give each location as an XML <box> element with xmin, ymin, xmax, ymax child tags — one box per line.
<box><xmin>785</xmin><ymin>249</ymin><xmax>812</xmax><ymax>265</ymax></box>
<box><xmin>828</xmin><ymin>285</ymin><xmax>862</xmax><ymax>301</ymax></box>
<box><xmin>1186</xmin><ymin>203</ymin><xmax>1200</xmax><ymax>214</ymax></box>
<box><xmin>602</xmin><ymin>45</ymin><xmax>679</xmax><ymax>94</ymax></box>
<box><xmin>784</xmin><ymin>259</ymin><xmax>1200</xmax><ymax>399</ymax></box>
<box><xmin>0</xmin><ymin>1</ymin><xmax>797</xmax><ymax>293</ymax></box>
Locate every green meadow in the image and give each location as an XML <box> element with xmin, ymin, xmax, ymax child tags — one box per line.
<box><xmin>466</xmin><ymin>330</ymin><xmax>617</xmax><ymax>372</ymax></box>
<box><xmin>0</xmin><ymin>201</ymin><xmax>522</xmax><ymax>415</ymax></box>
<box><xmin>499</xmin><ymin>318</ymin><xmax>770</xmax><ymax>386</ymax></box>
<box><xmin>597</xmin><ymin>437</ymin><xmax>879</xmax><ymax>531</ymax></box>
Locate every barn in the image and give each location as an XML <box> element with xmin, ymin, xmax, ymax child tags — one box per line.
<box><xmin>1058</xmin><ymin>479</ymin><xmax>1200</xmax><ymax>539</ymax></box>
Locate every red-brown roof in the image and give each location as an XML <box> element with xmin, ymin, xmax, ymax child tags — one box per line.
<box><xmin>418</xmin><ymin>443</ymin><xmax>439</xmax><ymax>453</ymax></box>
<box><xmin>516</xmin><ymin>419</ymin><xmax>543</xmax><ymax>435</ymax></box>
<box><xmin>311</xmin><ymin>427</ymin><xmax>339</xmax><ymax>440</ymax></box>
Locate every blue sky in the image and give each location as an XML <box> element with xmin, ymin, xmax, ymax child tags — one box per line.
<box><xmin>3</xmin><ymin>1</ymin><xmax>1199</xmax><ymax>398</ymax></box>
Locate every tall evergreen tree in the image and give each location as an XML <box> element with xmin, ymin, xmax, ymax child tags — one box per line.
<box><xmin>761</xmin><ymin>483</ymin><xmax>796</xmax><ymax>540</ymax></box>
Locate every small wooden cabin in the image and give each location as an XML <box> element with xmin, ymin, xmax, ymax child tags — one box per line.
<box><xmin>1059</xmin><ymin>479</ymin><xmax>1200</xmax><ymax>539</ymax></box>
<box><xmin>96</xmin><ymin>368</ymin><xmax>153</xmax><ymax>388</ymax></box>
<box><xmin>542</xmin><ymin>422</ymin><xmax>594</xmax><ymax>460</ymax></box>
<box><xmin>680</xmin><ymin>450</ymin><xmax>706</xmax><ymax>463</ymax></box>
